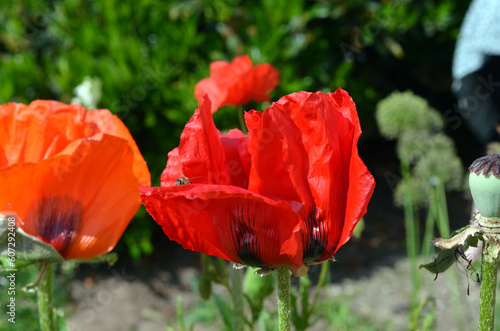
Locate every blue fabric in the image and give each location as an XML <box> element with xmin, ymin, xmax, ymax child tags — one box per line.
<box><xmin>452</xmin><ymin>0</ymin><xmax>500</xmax><ymax>144</ymax></box>
<box><xmin>452</xmin><ymin>0</ymin><xmax>500</xmax><ymax>82</ymax></box>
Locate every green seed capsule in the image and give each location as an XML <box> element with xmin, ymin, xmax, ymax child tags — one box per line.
<box><xmin>469</xmin><ymin>154</ymin><xmax>500</xmax><ymax>219</ymax></box>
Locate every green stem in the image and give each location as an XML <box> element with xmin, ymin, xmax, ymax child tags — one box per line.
<box><xmin>176</xmin><ymin>295</ymin><xmax>186</xmax><ymax>331</ymax></box>
<box><xmin>277</xmin><ymin>267</ymin><xmax>291</xmax><ymax>331</ymax></box>
<box><xmin>230</xmin><ymin>268</ymin><xmax>244</xmax><ymax>331</ymax></box>
<box><xmin>237</xmin><ymin>106</ymin><xmax>248</xmax><ymax>134</ymax></box>
<box><xmin>435</xmin><ymin>182</ymin><xmax>450</xmax><ymax>238</ymax></box>
<box><xmin>401</xmin><ymin>162</ymin><xmax>420</xmax><ymax>304</ymax></box>
<box><xmin>310</xmin><ymin>261</ymin><xmax>329</xmax><ymax>312</ymax></box>
<box><xmin>433</xmin><ymin>183</ymin><xmax>468</xmax><ymax>331</ymax></box>
<box><xmin>479</xmin><ymin>245</ymin><xmax>498</xmax><ymax>331</ymax></box>
<box><xmin>37</xmin><ymin>263</ymin><xmax>55</xmax><ymax>331</ymax></box>
<box><xmin>422</xmin><ymin>193</ymin><xmax>437</xmax><ymax>257</ymax></box>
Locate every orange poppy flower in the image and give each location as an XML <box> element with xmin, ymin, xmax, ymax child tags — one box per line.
<box><xmin>0</xmin><ymin>100</ymin><xmax>150</xmax><ymax>260</ymax></box>
<box><xmin>194</xmin><ymin>55</ymin><xmax>280</xmax><ymax>113</ymax></box>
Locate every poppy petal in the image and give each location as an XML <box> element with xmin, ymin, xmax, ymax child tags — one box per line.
<box><xmin>194</xmin><ymin>77</ymin><xmax>226</xmax><ymax>113</ymax></box>
<box><xmin>246</xmin><ymin>90</ymin><xmax>375</xmax><ymax>261</ymax></box>
<box><xmin>194</xmin><ymin>55</ymin><xmax>279</xmax><ymax>112</ymax></box>
<box><xmin>219</xmin><ymin>129</ymin><xmax>251</xmax><ymax>189</ymax></box>
<box><xmin>84</xmin><ymin>109</ymin><xmax>151</xmax><ymax>186</ymax></box>
<box><xmin>327</xmin><ymin>90</ymin><xmax>376</xmax><ymax>254</ymax></box>
<box><xmin>140</xmin><ymin>184</ymin><xmax>303</xmax><ymax>269</ymax></box>
<box><xmin>177</xmin><ymin>95</ymin><xmax>232</xmax><ymax>184</ymax></box>
<box><xmin>0</xmin><ymin>102</ymin><xmax>89</xmax><ymax>166</ymax></box>
<box><xmin>160</xmin><ymin>147</ymin><xmax>184</xmax><ymax>186</ymax></box>
<box><xmin>246</xmin><ymin>63</ymin><xmax>280</xmax><ymax>103</ymax></box>
<box><xmin>0</xmin><ymin>134</ymin><xmax>141</xmax><ymax>260</ymax></box>
<box><xmin>0</xmin><ymin>101</ymin><xmax>150</xmax><ymax>186</ymax></box>
<box><xmin>175</xmin><ymin>96</ymin><xmax>250</xmax><ymax>187</ymax></box>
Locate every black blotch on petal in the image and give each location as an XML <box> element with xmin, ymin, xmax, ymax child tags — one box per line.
<box><xmin>230</xmin><ymin>206</ymin><xmax>266</xmax><ymax>268</ymax></box>
<box><xmin>27</xmin><ymin>195</ymin><xmax>84</xmax><ymax>257</ymax></box>
<box><xmin>302</xmin><ymin>206</ymin><xmax>328</xmax><ymax>263</ymax></box>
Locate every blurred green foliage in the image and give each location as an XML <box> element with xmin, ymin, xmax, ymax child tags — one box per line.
<box><xmin>0</xmin><ymin>0</ymin><xmax>468</xmax><ymax>260</ymax></box>
<box><xmin>376</xmin><ymin>90</ymin><xmax>463</xmax><ymax>208</ymax></box>
<box><xmin>0</xmin><ymin>264</ymin><xmax>72</xmax><ymax>330</ymax></box>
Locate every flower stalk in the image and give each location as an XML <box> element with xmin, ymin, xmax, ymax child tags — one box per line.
<box><xmin>230</xmin><ymin>268</ymin><xmax>244</xmax><ymax>331</ymax></box>
<box><xmin>237</xmin><ymin>106</ymin><xmax>248</xmax><ymax>134</ymax></box>
<box><xmin>37</xmin><ymin>263</ymin><xmax>55</xmax><ymax>331</ymax></box>
<box><xmin>469</xmin><ymin>154</ymin><xmax>500</xmax><ymax>330</ymax></box>
<box><xmin>479</xmin><ymin>244</ymin><xmax>498</xmax><ymax>331</ymax></box>
<box><xmin>277</xmin><ymin>267</ymin><xmax>291</xmax><ymax>331</ymax></box>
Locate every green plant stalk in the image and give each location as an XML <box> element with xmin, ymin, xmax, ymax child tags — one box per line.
<box><xmin>277</xmin><ymin>267</ymin><xmax>291</xmax><ymax>331</ymax></box>
<box><xmin>310</xmin><ymin>260</ymin><xmax>329</xmax><ymax>312</ymax></box>
<box><xmin>176</xmin><ymin>295</ymin><xmax>186</xmax><ymax>331</ymax></box>
<box><xmin>37</xmin><ymin>263</ymin><xmax>55</xmax><ymax>331</ymax></box>
<box><xmin>434</xmin><ymin>183</ymin><xmax>467</xmax><ymax>331</ymax></box>
<box><xmin>435</xmin><ymin>182</ymin><xmax>450</xmax><ymax>238</ymax></box>
<box><xmin>237</xmin><ymin>106</ymin><xmax>248</xmax><ymax>134</ymax></box>
<box><xmin>230</xmin><ymin>268</ymin><xmax>244</xmax><ymax>331</ymax></box>
<box><xmin>401</xmin><ymin>162</ymin><xmax>420</xmax><ymax>306</ymax></box>
<box><xmin>421</xmin><ymin>195</ymin><xmax>437</xmax><ymax>257</ymax></box>
<box><xmin>479</xmin><ymin>246</ymin><xmax>498</xmax><ymax>331</ymax></box>
<box><xmin>445</xmin><ymin>269</ymin><xmax>467</xmax><ymax>331</ymax></box>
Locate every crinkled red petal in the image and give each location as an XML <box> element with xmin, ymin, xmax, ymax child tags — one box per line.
<box><xmin>177</xmin><ymin>96</ymin><xmax>232</xmax><ymax>185</ymax></box>
<box><xmin>194</xmin><ymin>55</ymin><xmax>279</xmax><ymax>112</ymax></box>
<box><xmin>140</xmin><ymin>184</ymin><xmax>303</xmax><ymax>269</ymax></box>
<box><xmin>246</xmin><ymin>89</ymin><xmax>375</xmax><ymax>262</ymax></box>
<box><xmin>165</xmin><ymin>96</ymin><xmax>250</xmax><ymax>188</ymax></box>
<box><xmin>160</xmin><ymin>148</ymin><xmax>184</xmax><ymax>186</ymax></box>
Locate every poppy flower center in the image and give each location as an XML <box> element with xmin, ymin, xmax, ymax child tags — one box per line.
<box><xmin>302</xmin><ymin>206</ymin><xmax>328</xmax><ymax>263</ymax></box>
<box><xmin>27</xmin><ymin>195</ymin><xmax>84</xmax><ymax>257</ymax></box>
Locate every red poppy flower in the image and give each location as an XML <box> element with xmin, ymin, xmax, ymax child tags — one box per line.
<box><xmin>0</xmin><ymin>100</ymin><xmax>151</xmax><ymax>260</ymax></box>
<box><xmin>141</xmin><ymin>90</ymin><xmax>375</xmax><ymax>273</ymax></box>
<box><xmin>245</xmin><ymin>90</ymin><xmax>375</xmax><ymax>263</ymax></box>
<box><xmin>194</xmin><ymin>55</ymin><xmax>280</xmax><ymax>113</ymax></box>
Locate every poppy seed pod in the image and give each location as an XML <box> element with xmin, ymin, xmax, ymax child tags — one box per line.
<box><xmin>469</xmin><ymin>154</ymin><xmax>500</xmax><ymax>220</ymax></box>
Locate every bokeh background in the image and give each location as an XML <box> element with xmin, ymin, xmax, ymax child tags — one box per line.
<box><xmin>0</xmin><ymin>0</ymin><xmax>492</xmax><ymax>330</ymax></box>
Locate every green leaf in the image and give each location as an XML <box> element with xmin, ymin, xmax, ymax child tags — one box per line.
<box><xmin>352</xmin><ymin>218</ymin><xmax>365</xmax><ymax>239</ymax></box>
<box><xmin>72</xmin><ymin>252</ymin><xmax>119</xmax><ymax>266</ymax></box>
<box><xmin>0</xmin><ymin>214</ymin><xmax>64</xmax><ymax>266</ymax></box>
<box><xmin>419</xmin><ymin>248</ymin><xmax>457</xmax><ymax>276</ymax></box>
<box><xmin>213</xmin><ymin>293</ymin><xmax>234</xmax><ymax>331</ymax></box>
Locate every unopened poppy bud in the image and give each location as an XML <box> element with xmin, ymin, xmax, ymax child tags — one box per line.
<box><xmin>469</xmin><ymin>154</ymin><xmax>500</xmax><ymax>219</ymax></box>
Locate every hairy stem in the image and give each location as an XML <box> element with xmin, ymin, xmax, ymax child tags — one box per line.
<box><xmin>479</xmin><ymin>246</ymin><xmax>498</xmax><ymax>331</ymax></box>
<box><xmin>230</xmin><ymin>268</ymin><xmax>244</xmax><ymax>331</ymax></box>
<box><xmin>277</xmin><ymin>267</ymin><xmax>291</xmax><ymax>331</ymax></box>
<box><xmin>37</xmin><ymin>263</ymin><xmax>55</xmax><ymax>331</ymax></box>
